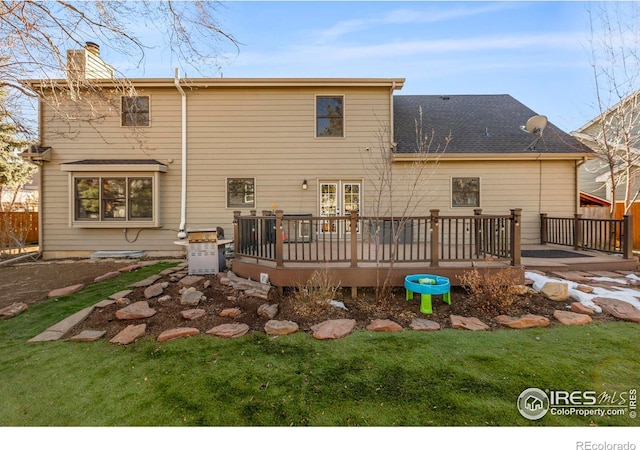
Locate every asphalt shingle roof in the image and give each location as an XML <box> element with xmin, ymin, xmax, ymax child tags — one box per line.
<box><xmin>393</xmin><ymin>94</ymin><xmax>593</xmax><ymax>155</ymax></box>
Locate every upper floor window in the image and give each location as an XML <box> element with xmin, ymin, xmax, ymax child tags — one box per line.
<box><xmin>227</xmin><ymin>178</ymin><xmax>255</xmax><ymax>208</ymax></box>
<box><xmin>452</xmin><ymin>177</ymin><xmax>480</xmax><ymax>207</ymax></box>
<box><xmin>316</xmin><ymin>96</ymin><xmax>344</xmax><ymax>137</ymax></box>
<box><xmin>122</xmin><ymin>96</ymin><xmax>150</xmax><ymax>127</ymax></box>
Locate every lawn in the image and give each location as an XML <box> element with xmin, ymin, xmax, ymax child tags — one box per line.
<box><xmin>0</xmin><ymin>262</ymin><xmax>638</xmax><ymax>428</ymax></box>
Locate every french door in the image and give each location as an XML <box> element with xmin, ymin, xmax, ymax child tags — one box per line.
<box><xmin>319</xmin><ymin>181</ymin><xmax>361</xmax><ymax>236</ymax></box>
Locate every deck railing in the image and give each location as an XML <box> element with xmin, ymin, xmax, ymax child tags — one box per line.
<box><xmin>540</xmin><ymin>213</ymin><xmax>633</xmax><ymax>258</ymax></box>
<box><xmin>234</xmin><ymin>209</ymin><xmax>522</xmax><ymax>267</ymax></box>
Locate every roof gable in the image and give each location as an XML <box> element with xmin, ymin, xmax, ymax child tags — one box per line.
<box><xmin>393</xmin><ymin>94</ymin><xmax>593</xmax><ymax>157</ymax></box>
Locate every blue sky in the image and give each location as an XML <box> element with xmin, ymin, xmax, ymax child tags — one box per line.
<box><xmin>111</xmin><ymin>1</ymin><xmax>606</xmax><ymax>132</ymax></box>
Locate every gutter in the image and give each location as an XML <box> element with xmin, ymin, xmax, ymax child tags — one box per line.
<box><xmin>174</xmin><ymin>69</ymin><xmax>187</xmax><ymax>239</ymax></box>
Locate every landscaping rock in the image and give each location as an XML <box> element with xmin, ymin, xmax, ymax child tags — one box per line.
<box><xmin>257</xmin><ymin>303</ymin><xmax>278</xmax><ymax>319</ymax></box>
<box><xmin>94</xmin><ymin>271</ymin><xmax>120</xmax><ymax>283</ymax></box>
<box><xmin>575</xmin><ymin>285</ymin><xmax>595</xmax><ymax>294</ymax></box>
<box><xmin>144</xmin><ymin>283</ymin><xmax>165</xmax><ymax>299</ymax></box>
<box><xmin>494</xmin><ymin>314</ymin><xmax>550</xmax><ymax>329</ymax></box>
<box><xmin>220</xmin><ymin>307</ymin><xmax>242</xmax><ymax>318</ymax></box>
<box><xmin>593</xmin><ymin>298</ymin><xmax>640</xmax><ymax>323</ymax></box>
<box><xmin>366</xmin><ymin>319</ymin><xmax>403</xmax><ymax>332</ymax></box>
<box><xmin>264</xmin><ymin>320</ymin><xmax>299</xmax><ymax>335</ymax></box>
<box><xmin>553</xmin><ymin>310</ymin><xmax>592</xmax><ymax>326</ymax></box>
<box><xmin>69</xmin><ymin>330</ymin><xmax>106</xmax><ymax>342</ymax></box>
<box><xmin>110</xmin><ymin>324</ymin><xmax>146</xmax><ymax>345</ymax></box>
<box><xmin>540</xmin><ymin>281</ymin><xmax>569</xmax><ymax>301</ymax></box>
<box><xmin>570</xmin><ymin>302</ymin><xmax>595</xmax><ymax>315</ymax></box>
<box><xmin>0</xmin><ymin>302</ymin><xmax>28</xmax><ymax>319</ymax></box>
<box><xmin>115</xmin><ymin>301</ymin><xmax>157</xmax><ymax>320</ymax></box>
<box><xmin>409</xmin><ymin>318</ymin><xmax>441</xmax><ymax>331</ymax></box>
<box><xmin>179</xmin><ymin>275</ymin><xmax>204</xmax><ymax>288</ymax></box>
<box><xmin>181</xmin><ymin>309</ymin><xmax>206</xmax><ymax>320</ymax></box>
<box><xmin>129</xmin><ymin>274</ymin><xmax>162</xmax><ymax>288</ymax></box>
<box><xmin>109</xmin><ymin>289</ymin><xmax>132</xmax><ymax>300</ymax></box>
<box><xmin>311</xmin><ymin>319</ymin><xmax>356</xmax><ymax>340</ymax></box>
<box><xmin>48</xmin><ymin>284</ymin><xmax>84</xmax><ymax>298</ymax></box>
<box><xmin>157</xmin><ymin>327</ymin><xmax>200</xmax><ymax>342</ymax></box>
<box><xmin>206</xmin><ymin>323</ymin><xmax>250</xmax><ymax>338</ymax></box>
<box><xmin>180</xmin><ymin>287</ymin><xmax>204</xmax><ymax>306</ymax></box>
<box><xmin>450</xmin><ymin>315</ymin><xmax>490</xmax><ymax>331</ymax></box>
<box><xmin>157</xmin><ymin>295</ymin><xmax>173</xmax><ymax>304</ymax></box>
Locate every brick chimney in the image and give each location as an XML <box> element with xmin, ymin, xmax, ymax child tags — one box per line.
<box><xmin>66</xmin><ymin>42</ymin><xmax>115</xmax><ymax>80</ymax></box>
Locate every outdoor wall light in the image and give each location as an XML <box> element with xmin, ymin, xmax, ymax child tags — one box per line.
<box><xmin>302</xmin><ymin>179</ymin><xmax>308</xmax><ymax>190</ymax></box>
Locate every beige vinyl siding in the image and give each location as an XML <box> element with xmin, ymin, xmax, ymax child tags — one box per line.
<box><xmin>38</xmin><ymin>84</ymin><xmax>393</xmax><ymax>257</ymax></box>
<box><xmin>383</xmin><ymin>159</ymin><xmax>578</xmax><ymax>244</ymax></box>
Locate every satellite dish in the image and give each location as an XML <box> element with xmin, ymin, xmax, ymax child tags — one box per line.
<box><xmin>524</xmin><ymin>115</ymin><xmax>548</xmax><ymax>134</ymax></box>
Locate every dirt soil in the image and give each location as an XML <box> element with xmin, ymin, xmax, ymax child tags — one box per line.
<box><xmin>0</xmin><ymin>257</ymin><xmax>620</xmax><ymax>340</ymax></box>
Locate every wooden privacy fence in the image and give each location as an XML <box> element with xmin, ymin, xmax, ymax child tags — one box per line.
<box><xmin>540</xmin><ymin>213</ymin><xmax>633</xmax><ymax>258</ymax></box>
<box><xmin>0</xmin><ymin>212</ymin><xmax>38</xmax><ymax>248</ymax></box>
<box><xmin>234</xmin><ymin>208</ymin><xmax>522</xmax><ymax>267</ymax></box>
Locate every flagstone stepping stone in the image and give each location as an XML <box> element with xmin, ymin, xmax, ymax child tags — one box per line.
<box><xmin>94</xmin><ymin>299</ymin><xmax>115</xmax><ymax>308</ymax></box>
<box><xmin>69</xmin><ymin>330</ymin><xmax>106</xmax><ymax>342</ymax></box>
<box><xmin>118</xmin><ymin>263</ymin><xmax>145</xmax><ymax>273</ymax></box>
<box><xmin>28</xmin><ymin>306</ymin><xmax>95</xmax><ymax>342</ymax></box>
<box><xmin>129</xmin><ymin>274</ymin><xmax>162</xmax><ymax>287</ymax></box>
<box><xmin>109</xmin><ymin>289</ymin><xmax>132</xmax><ymax>300</ymax></box>
<box><xmin>220</xmin><ymin>307</ymin><xmax>242</xmax><ymax>318</ymax></box>
<box><xmin>181</xmin><ymin>308</ymin><xmax>206</xmax><ymax>320</ymax></box>
<box><xmin>494</xmin><ymin>314</ymin><xmax>550</xmax><ymax>329</ymax></box>
<box><xmin>264</xmin><ymin>320</ymin><xmax>299</xmax><ymax>335</ymax></box>
<box><xmin>311</xmin><ymin>319</ymin><xmax>356</xmax><ymax>340</ymax></box>
<box><xmin>180</xmin><ymin>287</ymin><xmax>204</xmax><ymax>306</ymax></box>
<box><xmin>409</xmin><ymin>318</ymin><xmax>441</xmax><ymax>331</ymax></box>
<box><xmin>157</xmin><ymin>327</ymin><xmax>200</xmax><ymax>342</ymax></box>
<box><xmin>0</xmin><ymin>302</ymin><xmax>28</xmax><ymax>319</ymax></box>
<box><xmin>94</xmin><ymin>271</ymin><xmax>120</xmax><ymax>283</ymax></box>
<box><xmin>540</xmin><ymin>282</ymin><xmax>569</xmax><ymax>301</ymax></box>
<box><xmin>366</xmin><ymin>319</ymin><xmax>403</xmax><ymax>332</ymax></box>
<box><xmin>553</xmin><ymin>310</ymin><xmax>592</xmax><ymax>326</ymax></box>
<box><xmin>575</xmin><ymin>285</ymin><xmax>594</xmax><ymax>294</ymax></box>
<box><xmin>110</xmin><ymin>324</ymin><xmax>146</xmax><ymax>345</ymax></box>
<box><xmin>257</xmin><ymin>303</ymin><xmax>278</xmax><ymax>319</ymax></box>
<box><xmin>206</xmin><ymin>323</ymin><xmax>250</xmax><ymax>338</ymax></box>
<box><xmin>593</xmin><ymin>298</ymin><xmax>640</xmax><ymax>323</ymax></box>
<box><xmin>48</xmin><ymin>284</ymin><xmax>84</xmax><ymax>298</ymax></box>
<box><xmin>178</xmin><ymin>275</ymin><xmax>204</xmax><ymax>288</ymax></box>
<box><xmin>115</xmin><ymin>301</ymin><xmax>157</xmax><ymax>320</ymax></box>
<box><xmin>450</xmin><ymin>315</ymin><xmax>490</xmax><ymax>331</ymax></box>
<box><xmin>570</xmin><ymin>302</ymin><xmax>595</xmax><ymax>315</ymax></box>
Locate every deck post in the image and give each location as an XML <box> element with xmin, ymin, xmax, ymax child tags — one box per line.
<box><xmin>275</xmin><ymin>210</ymin><xmax>284</xmax><ymax>267</ymax></box>
<box><xmin>510</xmin><ymin>208</ymin><xmax>522</xmax><ymax>266</ymax></box>
<box><xmin>233</xmin><ymin>211</ymin><xmax>241</xmax><ymax>254</ymax></box>
<box><xmin>623</xmin><ymin>214</ymin><xmax>634</xmax><ymax>259</ymax></box>
<box><xmin>540</xmin><ymin>213</ymin><xmax>548</xmax><ymax>244</ymax></box>
<box><xmin>430</xmin><ymin>209</ymin><xmax>440</xmax><ymax>267</ymax></box>
<box><xmin>350</xmin><ymin>211</ymin><xmax>358</xmax><ymax>268</ymax></box>
<box><xmin>474</xmin><ymin>208</ymin><xmax>482</xmax><ymax>257</ymax></box>
<box><xmin>574</xmin><ymin>213</ymin><xmax>583</xmax><ymax>250</ymax></box>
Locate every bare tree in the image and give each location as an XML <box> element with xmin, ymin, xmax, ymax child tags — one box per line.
<box><xmin>0</xmin><ymin>1</ymin><xmax>239</xmax><ymax>133</ymax></box>
<box><xmin>363</xmin><ymin>107</ymin><xmax>449</xmax><ymax>302</ymax></box>
<box><xmin>577</xmin><ymin>2</ymin><xmax>640</xmax><ymax>217</ymax></box>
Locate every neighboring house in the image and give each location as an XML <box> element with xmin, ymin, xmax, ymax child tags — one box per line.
<box><xmin>22</xmin><ymin>44</ymin><xmax>593</xmax><ymax>259</ymax></box>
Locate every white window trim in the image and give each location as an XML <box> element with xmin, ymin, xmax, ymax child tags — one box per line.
<box><xmin>315</xmin><ymin>94</ymin><xmax>346</xmax><ymax>139</ymax></box>
<box><xmin>61</xmin><ymin>164</ymin><xmax>165</xmax><ymax>228</ymax></box>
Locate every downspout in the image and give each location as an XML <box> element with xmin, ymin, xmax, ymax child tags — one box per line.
<box><xmin>174</xmin><ymin>68</ymin><xmax>187</xmax><ymax>239</ymax></box>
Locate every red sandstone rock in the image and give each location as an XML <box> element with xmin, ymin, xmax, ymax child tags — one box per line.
<box><xmin>311</xmin><ymin>319</ymin><xmax>356</xmax><ymax>340</ymax></box>
<box><xmin>264</xmin><ymin>320</ymin><xmax>299</xmax><ymax>335</ymax></box>
<box><xmin>181</xmin><ymin>309</ymin><xmax>206</xmax><ymax>320</ymax></box>
<box><xmin>48</xmin><ymin>284</ymin><xmax>84</xmax><ymax>298</ymax></box>
<box><xmin>570</xmin><ymin>302</ymin><xmax>595</xmax><ymax>315</ymax></box>
<box><xmin>494</xmin><ymin>314</ymin><xmax>550</xmax><ymax>329</ymax></box>
<box><xmin>409</xmin><ymin>318</ymin><xmax>441</xmax><ymax>331</ymax></box>
<box><xmin>553</xmin><ymin>310</ymin><xmax>593</xmax><ymax>326</ymax></box>
<box><xmin>0</xmin><ymin>302</ymin><xmax>28</xmax><ymax>319</ymax></box>
<box><xmin>206</xmin><ymin>323</ymin><xmax>250</xmax><ymax>338</ymax></box>
<box><xmin>220</xmin><ymin>307</ymin><xmax>242</xmax><ymax>318</ymax></box>
<box><xmin>366</xmin><ymin>319</ymin><xmax>403</xmax><ymax>332</ymax></box>
<box><xmin>115</xmin><ymin>301</ymin><xmax>157</xmax><ymax>320</ymax></box>
<box><xmin>593</xmin><ymin>298</ymin><xmax>640</xmax><ymax>323</ymax></box>
<box><xmin>110</xmin><ymin>324</ymin><xmax>146</xmax><ymax>345</ymax></box>
<box><xmin>450</xmin><ymin>315</ymin><xmax>490</xmax><ymax>331</ymax></box>
<box><xmin>157</xmin><ymin>327</ymin><xmax>200</xmax><ymax>342</ymax></box>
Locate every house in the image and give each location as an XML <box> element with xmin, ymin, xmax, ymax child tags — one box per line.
<box><xmin>22</xmin><ymin>44</ymin><xmax>593</xmax><ymax>260</ymax></box>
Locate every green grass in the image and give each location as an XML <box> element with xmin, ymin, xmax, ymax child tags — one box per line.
<box><xmin>0</xmin><ymin>262</ymin><xmax>638</xmax><ymax>426</ymax></box>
